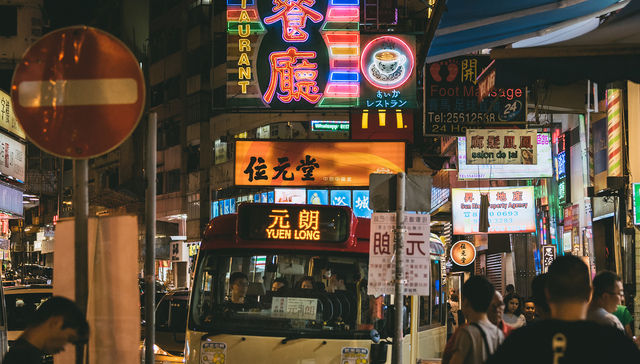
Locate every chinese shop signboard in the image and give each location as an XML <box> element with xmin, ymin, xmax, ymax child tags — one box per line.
<box><xmin>368</xmin><ymin>212</ymin><xmax>430</xmax><ymax>296</ymax></box>
<box><xmin>0</xmin><ymin>90</ymin><xmax>26</xmax><ymax>139</ymax></box>
<box><xmin>360</xmin><ymin>34</ymin><xmax>418</xmax><ymax>108</ymax></box>
<box><xmin>0</xmin><ymin>132</ymin><xmax>25</xmax><ymax>182</ymax></box>
<box><xmin>542</xmin><ymin>245</ymin><xmax>556</xmax><ymax>273</ymax></box>
<box><xmin>235</xmin><ymin>140</ymin><xmax>405</xmax><ymax>186</ymax></box>
<box><xmin>227</xmin><ymin>1</ymin><xmax>417</xmax><ymax>110</ymax></box>
<box><xmin>465</xmin><ymin>129</ymin><xmax>537</xmax><ymax>165</ymax></box>
<box><xmin>452</xmin><ymin>187</ymin><xmax>535</xmax><ymax>235</ymax></box>
<box><xmin>424</xmin><ymin>55</ymin><xmax>526</xmax><ymax>136</ymax></box>
<box><xmin>458</xmin><ymin>133</ymin><xmax>552</xmax><ymax>180</ymax></box>
<box><xmin>227</xmin><ymin>0</ymin><xmax>360</xmax><ymax>109</ymax></box>
<box><xmin>450</xmin><ymin>240</ymin><xmax>476</xmax><ymax>266</ymax></box>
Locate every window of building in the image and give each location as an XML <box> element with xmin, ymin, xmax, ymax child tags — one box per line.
<box><xmin>187</xmin><ymin>93</ymin><xmax>210</xmax><ymax>125</ymax></box>
<box><xmin>158</xmin><ymin>119</ymin><xmax>181</xmax><ymax>150</ymax></box>
<box><xmin>188</xmin><ymin>4</ymin><xmax>210</xmax><ymax>28</ymax></box>
<box><xmin>157</xmin><ymin>171</ymin><xmax>165</xmax><ymax>195</ymax></box>
<box><xmin>149</xmin><ymin>33</ymin><xmax>165</xmax><ymax>64</ymax></box>
<box><xmin>166</xmin><ymin>28</ymin><xmax>182</xmax><ymax>55</ymax></box>
<box><xmin>150</xmin><ymin>83</ymin><xmax>164</xmax><ymax>107</ymax></box>
<box><xmin>213</xmin><ymin>35</ymin><xmax>227</xmax><ymax>67</ymax></box>
<box><xmin>150</xmin><ymin>0</ymin><xmax>165</xmax><ymax>20</ymax></box>
<box><xmin>165</xmin><ymin>76</ymin><xmax>181</xmax><ymax>102</ymax></box>
<box><xmin>167</xmin><ymin>169</ymin><xmax>181</xmax><ymax>193</ymax></box>
<box><xmin>186</xmin><ymin>145</ymin><xmax>200</xmax><ymax>172</ymax></box>
<box><xmin>187</xmin><ymin>193</ymin><xmax>201</xmax><ymax>220</ymax></box>
<box><xmin>0</xmin><ymin>6</ymin><xmax>18</xmax><ymax>37</ymax></box>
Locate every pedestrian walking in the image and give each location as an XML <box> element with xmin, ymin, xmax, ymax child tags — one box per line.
<box><xmin>502</xmin><ymin>292</ymin><xmax>526</xmax><ymax>328</ymax></box>
<box><xmin>586</xmin><ymin>270</ymin><xmax>625</xmax><ymax>332</ymax></box>
<box><xmin>3</xmin><ymin>296</ymin><xmax>89</xmax><ymax>364</ymax></box>
<box><xmin>443</xmin><ymin>276</ymin><xmax>504</xmax><ymax>364</ymax></box>
<box><xmin>486</xmin><ymin>255</ymin><xmax>640</xmax><ymax>364</ymax></box>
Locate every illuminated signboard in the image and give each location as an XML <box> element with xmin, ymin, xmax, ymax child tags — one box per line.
<box><xmin>466</xmin><ymin>129</ymin><xmax>537</xmax><ymax>165</ymax></box>
<box><xmin>227</xmin><ymin>0</ymin><xmax>360</xmax><ymax>109</ymax></box>
<box><xmin>360</xmin><ymin>34</ymin><xmax>417</xmax><ymax>108</ymax></box>
<box><xmin>458</xmin><ymin>133</ymin><xmax>552</xmax><ymax>180</ymax></box>
<box><xmin>311</xmin><ymin>120</ymin><xmax>349</xmax><ymax>132</ymax></box>
<box><xmin>307</xmin><ymin>189</ymin><xmax>328</xmax><ymax>205</ymax></box>
<box><xmin>0</xmin><ymin>89</ymin><xmax>26</xmax><ymax>139</ymax></box>
<box><xmin>450</xmin><ymin>240</ymin><xmax>476</xmax><ymax>266</ymax></box>
<box><xmin>235</xmin><ymin>140</ymin><xmax>405</xmax><ymax>186</ymax></box>
<box><xmin>331</xmin><ymin>190</ymin><xmax>351</xmax><ymax>206</ymax></box>
<box><xmin>275</xmin><ymin>188</ymin><xmax>306</xmax><ymax>204</ymax></box>
<box><xmin>634</xmin><ymin>183</ymin><xmax>640</xmax><ymax>225</ymax></box>
<box><xmin>452</xmin><ymin>187</ymin><xmax>535</xmax><ymax>234</ymax></box>
<box><xmin>237</xmin><ymin>203</ymin><xmax>351</xmax><ymax>243</ymax></box>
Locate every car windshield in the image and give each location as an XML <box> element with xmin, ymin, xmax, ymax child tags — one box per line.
<box><xmin>5</xmin><ymin>292</ymin><xmax>52</xmax><ymax>331</ymax></box>
<box><xmin>190</xmin><ymin>251</ymin><xmax>387</xmax><ymax>340</ymax></box>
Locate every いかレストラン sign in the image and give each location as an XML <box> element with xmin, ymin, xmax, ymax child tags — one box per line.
<box><xmin>452</xmin><ymin>187</ymin><xmax>535</xmax><ymax>235</ymax></box>
<box><xmin>235</xmin><ymin>140</ymin><xmax>405</xmax><ymax>186</ymax></box>
<box><xmin>466</xmin><ymin>129</ymin><xmax>537</xmax><ymax>165</ymax></box>
<box><xmin>360</xmin><ymin>34</ymin><xmax>418</xmax><ymax>109</ymax></box>
<box><xmin>227</xmin><ymin>0</ymin><xmax>361</xmax><ymax>109</ymax></box>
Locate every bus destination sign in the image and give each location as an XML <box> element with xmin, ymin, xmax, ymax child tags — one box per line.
<box><xmin>237</xmin><ymin>203</ymin><xmax>352</xmax><ymax>244</ymax></box>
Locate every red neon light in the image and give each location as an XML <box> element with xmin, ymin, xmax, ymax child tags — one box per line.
<box><xmin>263</xmin><ymin>47</ymin><xmax>322</xmax><ymax>104</ymax></box>
<box><xmin>263</xmin><ymin>0</ymin><xmax>323</xmax><ymax>42</ymax></box>
<box><xmin>325</xmin><ymin>84</ymin><xmax>359</xmax><ymax>97</ymax></box>
<box><xmin>325</xmin><ymin>34</ymin><xmax>359</xmax><ymax>44</ymax></box>
<box><xmin>327</xmin><ymin>7</ymin><xmax>359</xmax><ymax>21</ymax></box>
<box><xmin>333</xmin><ymin>59</ymin><xmax>359</xmax><ymax>69</ymax></box>
<box><xmin>227</xmin><ymin>9</ymin><xmax>258</xmax><ymax>22</ymax></box>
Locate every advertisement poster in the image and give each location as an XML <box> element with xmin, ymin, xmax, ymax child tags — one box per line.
<box><xmin>341</xmin><ymin>348</ymin><xmax>369</xmax><ymax>364</ymax></box>
<box><xmin>331</xmin><ymin>190</ymin><xmax>351</xmax><ymax>206</ymax></box>
<box><xmin>201</xmin><ymin>342</ymin><xmax>226</xmax><ymax>364</ymax></box>
<box><xmin>368</xmin><ymin>213</ymin><xmax>430</xmax><ymax>296</ymax></box>
<box><xmin>458</xmin><ymin>133</ymin><xmax>552</xmax><ymax>179</ymax></box>
<box><xmin>235</xmin><ymin>141</ymin><xmax>405</xmax><ymax>186</ymax></box>
<box><xmin>0</xmin><ymin>132</ymin><xmax>25</xmax><ymax>182</ymax></box>
<box><xmin>227</xmin><ymin>0</ymin><xmax>360</xmax><ymax>109</ymax></box>
<box><xmin>307</xmin><ymin>189</ymin><xmax>329</xmax><ymax>205</ymax></box>
<box><xmin>424</xmin><ymin>55</ymin><xmax>526</xmax><ymax>135</ymax></box>
<box><xmin>452</xmin><ymin>187</ymin><xmax>536</xmax><ymax>234</ymax></box>
<box><xmin>353</xmin><ymin>190</ymin><xmax>373</xmax><ymax>218</ymax></box>
<box><xmin>360</xmin><ymin>34</ymin><xmax>418</xmax><ymax>109</ymax></box>
<box><xmin>0</xmin><ymin>89</ymin><xmax>26</xmax><ymax>139</ymax></box>
<box><xmin>465</xmin><ymin>129</ymin><xmax>537</xmax><ymax>165</ymax></box>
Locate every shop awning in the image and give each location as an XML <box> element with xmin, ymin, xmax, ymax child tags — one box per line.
<box><xmin>485</xmin><ymin>0</ymin><xmax>640</xmax><ymax>88</ymax></box>
<box><xmin>426</xmin><ymin>0</ymin><xmax>630</xmax><ymax>63</ymax></box>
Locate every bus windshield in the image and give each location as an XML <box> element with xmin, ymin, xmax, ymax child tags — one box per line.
<box><xmin>190</xmin><ymin>250</ymin><xmax>386</xmax><ymax>340</ymax></box>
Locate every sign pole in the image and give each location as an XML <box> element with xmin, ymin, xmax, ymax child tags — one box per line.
<box><xmin>145</xmin><ymin>112</ymin><xmax>157</xmax><ymax>364</ymax></box>
<box><xmin>73</xmin><ymin>158</ymin><xmax>88</xmax><ymax>364</ymax></box>
<box><xmin>392</xmin><ymin>172</ymin><xmax>406</xmax><ymax>364</ymax></box>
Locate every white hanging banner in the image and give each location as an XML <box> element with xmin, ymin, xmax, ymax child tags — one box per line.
<box><xmin>367</xmin><ymin>213</ymin><xmax>430</xmax><ymax>296</ymax></box>
<box><xmin>466</xmin><ymin>129</ymin><xmax>537</xmax><ymax>165</ymax></box>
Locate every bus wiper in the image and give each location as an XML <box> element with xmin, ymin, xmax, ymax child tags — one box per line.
<box><xmin>281</xmin><ymin>334</ymin><xmax>303</xmax><ymax>344</ymax></box>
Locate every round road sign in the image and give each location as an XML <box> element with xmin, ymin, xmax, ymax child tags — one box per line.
<box><xmin>11</xmin><ymin>26</ymin><xmax>145</xmax><ymax>159</ymax></box>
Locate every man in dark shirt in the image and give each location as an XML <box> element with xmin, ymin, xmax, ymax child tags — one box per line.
<box><xmin>3</xmin><ymin>296</ymin><xmax>89</xmax><ymax>364</ymax></box>
<box><xmin>487</xmin><ymin>255</ymin><xmax>640</xmax><ymax>364</ymax></box>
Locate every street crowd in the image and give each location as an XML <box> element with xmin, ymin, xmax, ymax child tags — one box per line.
<box><xmin>443</xmin><ymin>255</ymin><xmax>640</xmax><ymax>364</ymax></box>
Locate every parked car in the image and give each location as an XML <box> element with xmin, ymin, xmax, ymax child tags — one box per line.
<box><xmin>3</xmin><ymin>285</ymin><xmax>53</xmax><ymax>342</ymax></box>
<box><xmin>139</xmin><ymin>278</ymin><xmax>167</xmax><ymax>317</ymax></box>
<box><xmin>140</xmin><ymin>289</ymin><xmax>189</xmax><ymax>363</ymax></box>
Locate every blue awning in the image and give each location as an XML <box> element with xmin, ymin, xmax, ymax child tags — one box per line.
<box><xmin>426</xmin><ymin>0</ymin><xmax>630</xmax><ymax>63</ymax></box>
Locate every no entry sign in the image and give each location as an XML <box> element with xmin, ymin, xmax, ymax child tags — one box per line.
<box><xmin>11</xmin><ymin>26</ymin><xmax>145</xmax><ymax>159</ymax></box>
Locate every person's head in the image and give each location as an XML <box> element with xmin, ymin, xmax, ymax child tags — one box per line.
<box><xmin>546</xmin><ymin>255</ymin><xmax>592</xmax><ymax>305</ymax></box>
<box><xmin>523</xmin><ymin>299</ymin><xmax>536</xmax><ymax>320</ymax></box>
<box><xmin>24</xmin><ymin>296</ymin><xmax>89</xmax><ymax>355</ymax></box>
<box><xmin>300</xmin><ymin>276</ymin><xmax>315</xmax><ymax>290</ymax></box>
<box><xmin>461</xmin><ymin>276</ymin><xmax>495</xmax><ymax>315</ymax></box>
<box><xmin>531</xmin><ymin>273</ymin><xmax>551</xmax><ymax>319</ymax></box>
<box><xmin>229</xmin><ymin>272</ymin><xmax>249</xmax><ymax>302</ymax></box>
<box><xmin>592</xmin><ymin>270</ymin><xmax>623</xmax><ymax>313</ymax></box>
<box><xmin>450</xmin><ymin>293</ymin><xmax>459</xmax><ymax>303</ymax></box>
<box><xmin>329</xmin><ymin>270</ymin><xmax>347</xmax><ymax>291</ymax></box>
<box><xmin>487</xmin><ymin>291</ymin><xmax>505</xmax><ymax>326</ymax></box>
<box><xmin>505</xmin><ymin>284</ymin><xmax>515</xmax><ymax>294</ymax></box>
<box><xmin>272</xmin><ymin>277</ymin><xmax>288</xmax><ymax>291</ymax></box>
<box><xmin>503</xmin><ymin>292</ymin><xmax>522</xmax><ymax>315</ymax></box>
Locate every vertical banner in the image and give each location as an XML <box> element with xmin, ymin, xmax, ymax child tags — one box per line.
<box><xmin>606</xmin><ymin>89</ymin><xmax>622</xmax><ymax>177</ymax></box>
<box><xmin>54</xmin><ymin>216</ymin><xmax>140</xmax><ymax>364</ymax></box>
<box><xmin>542</xmin><ymin>245</ymin><xmax>556</xmax><ymax>273</ymax></box>
<box><xmin>368</xmin><ymin>213</ymin><xmax>430</xmax><ymax>296</ymax></box>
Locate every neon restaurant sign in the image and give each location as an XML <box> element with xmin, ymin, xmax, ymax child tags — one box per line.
<box><xmin>227</xmin><ymin>0</ymin><xmax>417</xmax><ymax>110</ymax></box>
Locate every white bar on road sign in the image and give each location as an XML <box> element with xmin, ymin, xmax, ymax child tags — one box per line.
<box><xmin>18</xmin><ymin>78</ymin><xmax>139</xmax><ymax>107</ymax></box>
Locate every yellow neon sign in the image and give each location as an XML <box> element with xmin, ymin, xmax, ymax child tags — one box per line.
<box><xmin>265</xmin><ymin>208</ymin><xmax>321</xmax><ymax>241</ymax></box>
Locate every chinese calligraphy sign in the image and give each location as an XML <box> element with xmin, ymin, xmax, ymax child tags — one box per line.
<box><xmin>450</xmin><ymin>240</ymin><xmax>476</xmax><ymax>266</ymax></box>
<box><xmin>466</xmin><ymin>129</ymin><xmax>537</xmax><ymax>165</ymax></box>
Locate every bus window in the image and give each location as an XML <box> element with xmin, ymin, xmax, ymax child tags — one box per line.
<box><xmin>418</xmin><ymin>257</ymin><xmax>445</xmax><ymax>330</ymax></box>
<box><xmin>190</xmin><ymin>252</ymin><xmax>378</xmax><ymax>340</ymax></box>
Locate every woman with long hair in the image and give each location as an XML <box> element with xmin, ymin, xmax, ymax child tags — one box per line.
<box><xmin>503</xmin><ymin>292</ymin><xmax>526</xmax><ymax>328</ymax></box>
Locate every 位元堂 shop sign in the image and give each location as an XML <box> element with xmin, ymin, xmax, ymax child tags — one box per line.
<box><xmin>452</xmin><ymin>186</ymin><xmax>535</xmax><ymax>235</ymax></box>
<box><xmin>227</xmin><ymin>0</ymin><xmax>361</xmax><ymax>109</ymax></box>
<box><xmin>235</xmin><ymin>140</ymin><xmax>405</xmax><ymax>186</ymax></box>
<box><xmin>466</xmin><ymin>129</ymin><xmax>537</xmax><ymax>165</ymax></box>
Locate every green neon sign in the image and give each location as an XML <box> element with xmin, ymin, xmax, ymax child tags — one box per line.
<box><xmin>634</xmin><ymin>183</ymin><xmax>640</xmax><ymax>225</ymax></box>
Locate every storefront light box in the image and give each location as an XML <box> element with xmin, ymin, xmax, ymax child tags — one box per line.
<box><xmin>311</xmin><ymin>120</ymin><xmax>349</xmax><ymax>132</ymax></box>
<box><xmin>634</xmin><ymin>183</ymin><xmax>640</xmax><ymax>225</ymax></box>
<box><xmin>458</xmin><ymin>133</ymin><xmax>552</xmax><ymax>180</ymax></box>
<box><xmin>452</xmin><ymin>187</ymin><xmax>536</xmax><ymax>234</ymax></box>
